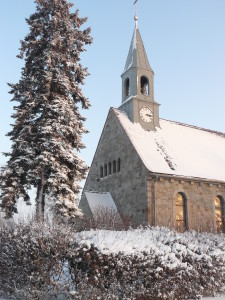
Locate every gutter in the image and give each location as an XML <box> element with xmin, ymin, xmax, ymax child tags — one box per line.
<box><xmin>149</xmin><ymin>172</ymin><xmax>225</xmax><ymax>186</ymax></box>
<box><xmin>150</xmin><ymin>173</ymin><xmax>159</xmax><ymax>226</ymax></box>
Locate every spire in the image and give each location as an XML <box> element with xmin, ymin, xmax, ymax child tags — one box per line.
<box><xmin>120</xmin><ymin>7</ymin><xmax>160</xmax><ymax>131</ymax></box>
<box><xmin>122</xmin><ymin>24</ymin><xmax>153</xmax><ymax>75</ymax></box>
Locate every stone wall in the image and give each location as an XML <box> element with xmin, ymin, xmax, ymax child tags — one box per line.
<box><xmin>148</xmin><ymin>175</ymin><xmax>225</xmax><ymax>232</ymax></box>
<box><xmin>80</xmin><ymin>108</ymin><xmax>149</xmax><ymax>226</ymax></box>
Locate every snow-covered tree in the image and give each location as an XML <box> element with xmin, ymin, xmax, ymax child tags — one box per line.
<box><xmin>0</xmin><ymin>0</ymin><xmax>92</xmax><ymax>219</ymax></box>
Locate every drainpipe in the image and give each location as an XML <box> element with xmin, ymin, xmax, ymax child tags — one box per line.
<box><xmin>151</xmin><ymin>175</ymin><xmax>155</xmax><ymax>226</ymax></box>
<box><xmin>151</xmin><ymin>174</ymin><xmax>158</xmax><ymax>226</ymax></box>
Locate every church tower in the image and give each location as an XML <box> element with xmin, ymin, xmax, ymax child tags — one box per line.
<box><xmin>119</xmin><ymin>15</ymin><xmax>160</xmax><ymax>131</ymax></box>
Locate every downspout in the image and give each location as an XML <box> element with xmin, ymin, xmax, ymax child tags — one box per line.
<box><xmin>151</xmin><ymin>174</ymin><xmax>158</xmax><ymax>226</ymax></box>
<box><xmin>151</xmin><ymin>175</ymin><xmax>155</xmax><ymax>226</ymax></box>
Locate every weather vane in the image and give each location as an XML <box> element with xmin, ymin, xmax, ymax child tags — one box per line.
<box><xmin>134</xmin><ymin>0</ymin><xmax>138</xmax><ymax>28</ymax></box>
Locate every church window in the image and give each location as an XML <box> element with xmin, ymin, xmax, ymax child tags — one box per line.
<box><xmin>175</xmin><ymin>193</ymin><xmax>187</xmax><ymax>232</ymax></box>
<box><xmin>140</xmin><ymin>76</ymin><xmax>149</xmax><ymax>96</ymax></box>
<box><xmin>214</xmin><ymin>196</ymin><xmax>224</xmax><ymax>233</ymax></box>
<box><xmin>113</xmin><ymin>160</ymin><xmax>116</xmax><ymax>174</ymax></box>
<box><xmin>124</xmin><ymin>78</ymin><xmax>130</xmax><ymax>97</ymax></box>
<box><xmin>108</xmin><ymin>162</ymin><xmax>112</xmax><ymax>175</ymax></box>
<box><xmin>100</xmin><ymin>166</ymin><xmax>103</xmax><ymax>178</ymax></box>
<box><xmin>104</xmin><ymin>164</ymin><xmax>107</xmax><ymax>177</ymax></box>
<box><xmin>117</xmin><ymin>158</ymin><xmax>121</xmax><ymax>172</ymax></box>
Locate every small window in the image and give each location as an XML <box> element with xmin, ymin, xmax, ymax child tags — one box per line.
<box><xmin>100</xmin><ymin>166</ymin><xmax>103</xmax><ymax>178</ymax></box>
<box><xmin>104</xmin><ymin>164</ymin><xmax>107</xmax><ymax>177</ymax></box>
<box><xmin>117</xmin><ymin>158</ymin><xmax>121</xmax><ymax>172</ymax></box>
<box><xmin>113</xmin><ymin>160</ymin><xmax>116</xmax><ymax>174</ymax></box>
<box><xmin>215</xmin><ymin>196</ymin><xmax>224</xmax><ymax>233</ymax></box>
<box><xmin>108</xmin><ymin>162</ymin><xmax>112</xmax><ymax>175</ymax></box>
<box><xmin>175</xmin><ymin>193</ymin><xmax>187</xmax><ymax>232</ymax></box>
<box><xmin>124</xmin><ymin>78</ymin><xmax>130</xmax><ymax>97</ymax></box>
<box><xmin>140</xmin><ymin>76</ymin><xmax>149</xmax><ymax>96</ymax></box>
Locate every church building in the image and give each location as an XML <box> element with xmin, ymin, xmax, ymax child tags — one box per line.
<box><xmin>79</xmin><ymin>15</ymin><xmax>225</xmax><ymax>233</ymax></box>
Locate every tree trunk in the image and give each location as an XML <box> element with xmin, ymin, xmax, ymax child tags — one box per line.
<box><xmin>36</xmin><ymin>169</ymin><xmax>45</xmax><ymax>221</ymax></box>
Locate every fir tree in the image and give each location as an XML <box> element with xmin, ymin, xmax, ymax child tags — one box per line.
<box><xmin>0</xmin><ymin>0</ymin><xmax>92</xmax><ymax>219</ymax></box>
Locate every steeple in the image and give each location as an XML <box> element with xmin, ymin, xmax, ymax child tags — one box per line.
<box><xmin>123</xmin><ymin>25</ymin><xmax>153</xmax><ymax>76</ymax></box>
<box><xmin>119</xmin><ymin>14</ymin><xmax>160</xmax><ymax>131</ymax></box>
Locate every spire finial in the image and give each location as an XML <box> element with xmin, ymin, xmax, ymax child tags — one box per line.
<box><xmin>134</xmin><ymin>0</ymin><xmax>138</xmax><ymax>28</ymax></box>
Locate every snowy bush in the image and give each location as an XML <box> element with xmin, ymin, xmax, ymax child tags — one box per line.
<box><xmin>0</xmin><ymin>220</ymin><xmax>78</xmax><ymax>299</ymax></box>
<box><xmin>74</xmin><ymin>227</ymin><xmax>225</xmax><ymax>299</ymax></box>
<box><xmin>0</xmin><ymin>223</ymin><xmax>225</xmax><ymax>299</ymax></box>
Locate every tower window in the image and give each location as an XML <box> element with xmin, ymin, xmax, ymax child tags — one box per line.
<box><xmin>141</xmin><ymin>76</ymin><xmax>149</xmax><ymax>96</ymax></box>
<box><xmin>214</xmin><ymin>196</ymin><xmax>224</xmax><ymax>233</ymax></box>
<box><xmin>124</xmin><ymin>78</ymin><xmax>130</xmax><ymax>97</ymax></box>
<box><xmin>175</xmin><ymin>193</ymin><xmax>187</xmax><ymax>232</ymax></box>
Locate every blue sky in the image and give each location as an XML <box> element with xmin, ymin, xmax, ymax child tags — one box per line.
<box><xmin>0</xmin><ymin>0</ymin><xmax>225</xmax><ymax>171</ymax></box>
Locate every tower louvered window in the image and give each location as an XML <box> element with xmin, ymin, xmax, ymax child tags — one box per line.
<box><xmin>125</xmin><ymin>78</ymin><xmax>130</xmax><ymax>97</ymax></box>
<box><xmin>140</xmin><ymin>76</ymin><xmax>149</xmax><ymax>96</ymax></box>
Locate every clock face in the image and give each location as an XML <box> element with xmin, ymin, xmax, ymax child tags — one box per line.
<box><xmin>140</xmin><ymin>107</ymin><xmax>153</xmax><ymax>123</ymax></box>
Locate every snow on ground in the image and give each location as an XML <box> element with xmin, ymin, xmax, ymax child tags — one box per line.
<box><xmin>115</xmin><ymin>109</ymin><xmax>225</xmax><ymax>182</ymax></box>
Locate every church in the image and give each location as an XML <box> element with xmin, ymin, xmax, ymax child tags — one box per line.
<box><xmin>79</xmin><ymin>15</ymin><xmax>225</xmax><ymax>233</ymax></box>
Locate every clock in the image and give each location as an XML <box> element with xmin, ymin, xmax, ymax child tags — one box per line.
<box><xmin>140</xmin><ymin>107</ymin><xmax>153</xmax><ymax>123</ymax></box>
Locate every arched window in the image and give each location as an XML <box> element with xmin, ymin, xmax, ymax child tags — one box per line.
<box><xmin>124</xmin><ymin>78</ymin><xmax>130</xmax><ymax>97</ymax></box>
<box><xmin>104</xmin><ymin>164</ymin><xmax>107</xmax><ymax>177</ymax></box>
<box><xmin>175</xmin><ymin>193</ymin><xmax>187</xmax><ymax>232</ymax></box>
<box><xmin>108</xmin><ymin>162</ymin><xmax>112</xmax><ymax>175</ymax></box>
<box><xmin>117</xmin><ymin>158</ymin><xmax>121</xmax><ymax>172</ymax></box>
<box><xmin>113</xmin><ymin>160</ymin><xmax>116</xmax><ymax>174</ymax></box>
<box><xmin>140</xmin><ymin>76</ymin><xmax>149</xmax><ymax>96</ymax></box>
<box><xmin>100</xmin><ymin>166</ymin><xmax>103</xmax><ymax>179</ymax></box>
<box><xmin>215</xmin><ymin>196</ymin><xmax>224</xmax><ymax>233</ymax></box>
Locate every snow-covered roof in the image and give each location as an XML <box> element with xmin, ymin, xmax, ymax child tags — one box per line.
<box><xmin>114</xmin><ymin>109</ymin><xmax>225</xmax><ymax>182</ymax></box>
<box><xmin>85</xmin><ymin>192</ymin><xmax>118</xmax><ymax>214</ymax></box>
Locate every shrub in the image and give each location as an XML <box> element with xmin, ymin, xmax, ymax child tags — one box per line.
<box><xmin>0</xmin><ymin>221</ymin><xmax>225</xmax><ymax>299</ymax></box>
<box><xmin>0</xmin><ymin>219</ymin><xmax>78</xmax><ymax>299</ymax></box>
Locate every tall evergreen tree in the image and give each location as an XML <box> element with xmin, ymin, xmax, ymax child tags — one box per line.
<box><xmin>0</xmin><ymin>0</ymin><xmax>92</xmax><ymax>219</ymax></box>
